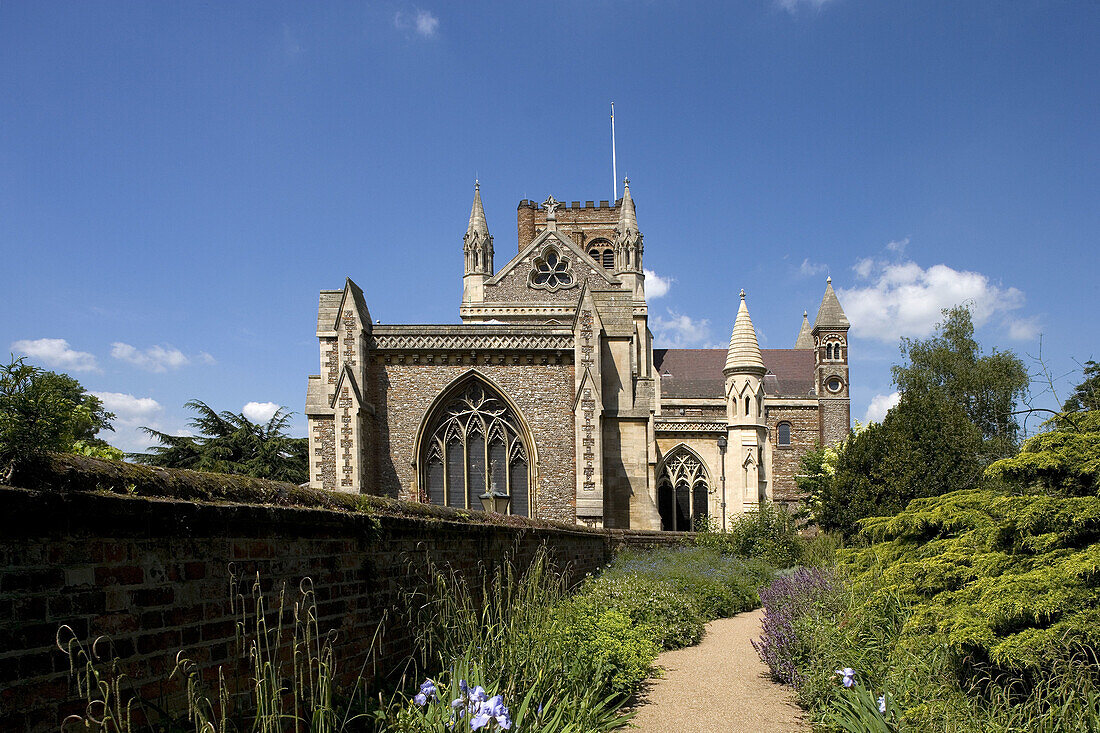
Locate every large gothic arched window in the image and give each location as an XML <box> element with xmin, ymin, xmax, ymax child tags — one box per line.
<box><xmin>656</xmin><ymin>447</ymin><xmax>710</xmax><ymax>532</ymax></box>
<box><xmin>420</xmin><ymin>379</ymin><xmax>531</xmax><ymax>517</ymax></box>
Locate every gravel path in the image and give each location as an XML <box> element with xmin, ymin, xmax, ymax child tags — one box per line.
<box><xmin>628</xmin><ymin>609</ymin><xmax>810</xmax><ymax>733</ymax></box>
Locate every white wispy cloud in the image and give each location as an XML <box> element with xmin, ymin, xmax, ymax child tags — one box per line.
<box><xmin>198</xmin><ymin>351</ymin><xmax>217</xmax><ymax>365</ymax></box>
<box><xmin>644</xmin><ymin>269</ymin><xmax>673</xmax><ymax>299</ymax></box>
<box><xmin>1007</xmin><ymin>316</ymin><xmax>1041</xmax><ymax>341</ymax></box>
<box><xmin>242</xmin><ymin>401</ymin><xmax>281</xmax><ymax>424</ymax></box>
<box><xmin>394</xmin><ymin>8</ymin><xmax>439</xmax><ymax>38</ymax></box>
<box><xmin>652</xmin><ymin>310</ymin><xmax>714</xmax><ymax>348</ymax></box>
<box><xmin>799</xmin><ymin>259</ymin><xmax>829</xmax><ymax>277</ymax></box>
<box><xmin>92</xmin><ymin>391</ymin><xmax>163</xmax><ymax>452</ymax></box>
<box><xmin>282</xmin><ymin>23</ymin><xmax>303</xmax><ymax>57</ymax></box>
<box><xmin>885</xmin><ymin>237</ymin><xmax>909</xmax><ymax>255</ymax></box>
<box><xmin>111</xmin><ymin>343</ymin><xmax>190</xmax><ymax>372</ymax></box>
<box><xmin>12</xmin><ymin>338</ymin><xmax>99</xmax><ymax>372</ymax></box>
<box><xmin>863</xmin><ymin>391</ymin><xmax>900</xmax><ymax>424</ymax></box>
<box><xmin>776</xmin><ymin>0</ymin><xmax>835</xmax><ymax>14</ymax></box>
<box><xmin>839</xmin><ymin>259</ymin><xmax>1025</xmax><ymax>342</ymax></box>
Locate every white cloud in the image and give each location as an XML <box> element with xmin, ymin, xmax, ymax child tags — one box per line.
<box><xmin>885</xmin><ymin>237</ymin><xmax>909</xmax><ymax>255</ymax></box>
<box><xmin>644</xmin><ymin>269</ymin><xmax>673</xmax><ymax>299</ymax></box>
<box><xmin>91</xmin><ymin>391</ymin><xmax>163</xmax><ymax>452</ymax></box>
<box><xmin>415</xmin><ymin>9</ymin><xmax>439</xmax><ymax>37</ymax></box>
<box><xmin>838</xmin><ymin>259</ymin><xmax>1025</xmax><ymax>343</ymax></box>
<box><xmin>111</xmin><ymin>343</ymin><xmax>190</xmax><ymax>372</ymax></box>
<box><xmin>198</xmin><ymin>351</ymin><xmax>217</xmax><ymax>365</ymax></box>
<box><xmin>799</xmin><ymin>259</ymin><xmax>829</xmax><ymax>277</ymax></box>
<box><xmin>863</xmin><ymin>392</ymin><xmax>900</xmax><ymax>424</ymax></box>
<box><xmin>282</xmin><ymin>23</ymin><xmax>303</xmax><ymax>56</ymax></box>
<box><xmin>243</xmin><ymin>401</ymin><xmax>281</xmax><ymax>424</ymax></box>
<box><xmin>776</xmin><ymin>0</ymin><xmax>835</xmax><ymax>14</ymax></box>
<box><xmin>12</xmin><ymin>338</ymin><xmax>99</xmax><ymax>372</ymax></box>
<box><xmin>1007</xmin><ymin>316</ymin><xmax>1041</xmax><ymax>341</ymax></box>
<box><xmin>652</xmin><ymin>310</ymin><xmax>714</xmax><ymax>348</ymax></box>
<box><xmin>853</xmin><ymin>258</ymin><xmax>875</xmax><ymax>279</ymax></box>
<box><xmin>395</xmin><ymin>8</ymin><xmax>439</xmax><ymax>38</ymax></box>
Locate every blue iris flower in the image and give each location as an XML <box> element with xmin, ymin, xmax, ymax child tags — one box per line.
<box><xmin>878</xmin><ymin>694</ymin><xmax>887</xmax><ymax>714</ymax></box>
<box><xmin>834</xmin><ymin>667</ymin><xmax>857</xmax><ymax>688</ymax></box>
<box><xmin>470</xmin><ymin>694</ymin><xmax>511</xmax><ymax>730</ymax></box>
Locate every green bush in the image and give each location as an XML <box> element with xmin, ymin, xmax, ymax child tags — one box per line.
<box><xmin>568</xmin><ymin>573</ymin><xmax>705</xmax><ymax>649</ymax></box>
<box><xmin>555</xmin><ymin>607</ymin><xmax>659</xmax><ymax>697</ymax></box>
<box><xmin>695</xmin><ymin>503</ymin><xmax>806</xmax><ymax>567</ymax></box>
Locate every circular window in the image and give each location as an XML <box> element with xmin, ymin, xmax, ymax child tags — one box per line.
<box><xmin>826</xmin><ymin>377</ymin><xmax>843</xmax><ymax>393</ymax></box>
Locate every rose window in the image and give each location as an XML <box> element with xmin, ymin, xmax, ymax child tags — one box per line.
<box><xmin>529</xmin><ymin>245</ymin><xmax>575</xmax><ymax>291</ymax></box>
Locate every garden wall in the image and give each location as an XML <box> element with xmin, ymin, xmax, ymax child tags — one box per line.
<box><xmin>0</xmin><ymin>483</ymin><xmax>689</xmax><ymax>731</ymax></box>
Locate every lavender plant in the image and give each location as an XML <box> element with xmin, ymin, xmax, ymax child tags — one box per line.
<box><xmin>751</xmin><ymin>566</ymin><xmax>840</xmax><ymax>687</ymax></box>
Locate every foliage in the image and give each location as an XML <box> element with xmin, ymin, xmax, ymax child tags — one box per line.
<box><xmin>985</xmin><ymin>410</ymin><xmax>1100</xmax><ymax>495</ymax></box>
<box><xmin>0</xmin><ymin>356</ymin><xmax>115</xmax><ymax>482</ymax></box>
<box><xmin>753</xmin><ymin>567</ymin><xmax>841</xmax><ymax>686</ymax></box>
<box><xmin>893</xmin><ymin>305</ymin><xmax>1028</xmax><ymax>461</ymax></box>
<box><xmin>59</xmin><ymin>570</ymin><xmax>374</xmax><ymax>733</ymax></box>
<box><xmin>135</xmin><ymin>399</ymin><xmax>308</xmax><ymax>483</ymax></box>
<box><xmin>1063</xmin><ymin>359</ymin><xmax>1100</xmax><ymax>413</ymax></box>
<box><xmin>554</xmin><ymin>608</ymin><xmax>659</xmax><ymax>697</ymax></box>
<box><xmin>694</xmin><ymin>502</ymin><xmax>807</xmax><ymax>568</ymax></box>
<box><xmin>763</xmin><ymin>486</ymin><xmax>1100</xmax><ymax>729</ymax></box>
<box><xmin>815</xmin><ymin>391</ymin><xmax>984</xmax><ymax>537</ymax></box>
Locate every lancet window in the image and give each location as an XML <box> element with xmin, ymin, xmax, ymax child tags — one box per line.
<box><xmin>421</xmin><ymin>381</ymin><xmax>531</xmax><ymax>517</ymax></box>
<box><xmin>656</xmin><ymin>447</ymin><xmax>710</xmax><ymax>532</ymax></box>
<box><xmin>587</xmin><ymin>239</ymin><xmax>615</xmax><ymax>270</ymax></box>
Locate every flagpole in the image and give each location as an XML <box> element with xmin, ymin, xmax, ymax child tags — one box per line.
<box><xmin>611</xmin><ymin>102</ymin><xmax>617</xmax><ymax>203</ymax></box>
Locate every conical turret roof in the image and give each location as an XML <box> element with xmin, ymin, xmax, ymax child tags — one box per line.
<box><xmin>466</xmin><ymin>180</ymin><xmax>489</xmax><ymax>239</ymax></box>
<box><xmin>794</xmin><ymin>311</ymin><xmax>814</xmax><ymax>349</ymax></box>
<box><xmin>616</xmin><ymin>178</ymin><xmax>638</xmax><ymax>238</ymax></box>
<box><xmin>724</xmin><ymin>290</ymin><xmax>766</xmax><ymax>373</ymax></box>
<box><xmin>813</xmin><ymin>277</ymin><xmax>850</xmax><ymax>329</ymax></box>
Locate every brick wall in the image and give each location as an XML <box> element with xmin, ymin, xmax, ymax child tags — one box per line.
<box><xmin>0</xmin><ymin>486</ymin><xmax>687</xmax><ymax>732</ymax></box>
<box><xmin>765</xmin><ymin>404</ymin><xmax>820</xmax><ymax>503</ymax></box>
<box><xmin>367</xmin><ymin>357</ymin><xmax>577</xmax><ymax>522</ymax></box>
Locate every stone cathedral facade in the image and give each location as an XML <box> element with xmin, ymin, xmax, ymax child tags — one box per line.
<box><xmin>304</xmin><ymin>182</ymin><xmax>851</xmax><ymax>530</ymax></box>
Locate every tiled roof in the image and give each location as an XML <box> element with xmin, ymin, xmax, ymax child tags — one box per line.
<box><xmin>655</xmin><ymin>348</ymin><xmax>816</xmax><ymax>398</ymax></box>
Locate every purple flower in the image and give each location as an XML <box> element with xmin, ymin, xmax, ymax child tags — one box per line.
<box><xmin>414</xmin><ymin>678</ymin><xmax>437</xmax><ymax>706</ymax></box>
<box><xmin>835</xmin><ymin>667</ymin><xmax>856</xmax><ymax>688</ymax></box>
<box><xmin>470</xmin><ymin>694</ymin><xmax>511</xmax><ymax>730</ymax></box>
<box><xmin>878</xmin><ymin>694</ymin><xmax>887</xmax><ymax>714</ymax></box>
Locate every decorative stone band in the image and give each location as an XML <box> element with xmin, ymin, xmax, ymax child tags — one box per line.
<box><xmin>654</xmin><ymin>420</ymin><xmax>728</xmax><ymax>433</ymax></box>
<box><xmin>370</xmin><ymin>328</ymin><xmax>573</xmax><ymax>352</ymax></box>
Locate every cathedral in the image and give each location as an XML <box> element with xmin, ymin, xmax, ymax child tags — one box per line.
<box><xmin>304</xmin><ymin>181</ymin><xmax>851</xmax><ymax>530</ymax></box>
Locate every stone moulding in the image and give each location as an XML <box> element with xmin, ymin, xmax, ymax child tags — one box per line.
<box><xmin>370</xmin><ymin>331</ymin><xmax>573</xmax><ymax>351</ymax></box>
<box><xmin>654</xmin><ymin>420</ymin><xmax>727</xmax><ymax>433</ymax></box>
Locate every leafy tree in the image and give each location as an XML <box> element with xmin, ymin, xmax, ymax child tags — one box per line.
<box><xmin>815</xmin><ymin>391</ymin><xmax>983</xmax><ymax>537</ymax></box>
<box><xmin>0</xmin><ymin>356</ymin><xmax>116</xmax><ymax>482</ymax></box>
<box><xmin>893</xmin><ymin>305</ymin><xmax>1028</xmax><ymax>461</ymax></box>
<box><xmin>135</xmin><ymin>400</ymin><xmax>308</xmax><ymax>483</ymax></box>
<box><xmin>1063</xmin><ymin>359</ymin><xmax>1100</xmax><ymax>413</ymax></box>
<box><xmin>987</xmin><ymin>366</ymin><xmax>1100</xmax><ymax>496</ymax></box>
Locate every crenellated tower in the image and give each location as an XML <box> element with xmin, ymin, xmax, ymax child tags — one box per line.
<box><xmin>811</xmin><ymin>277</ymin><xmax>851</xmax><ymax>444</ymax></box>
<box><xmin>723</xmin><ymin>291</ymin><xmax>770</xmax><ymax>513</ymax></box>
<box><xmin>462</xmin><ymin>181</ymin><xmax>493</xmax><ymax>303</ymax></box>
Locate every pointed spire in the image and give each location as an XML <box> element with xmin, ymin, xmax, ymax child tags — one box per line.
<box><xmin>813</xmin><ymin>276</ymin><xmax>850</xmax><ymax>329</ymax></box>
<box><xmin>466</xmin><ymin>180</ymin><xmax>489</xmax><ymax>240</ymax></box>
<box><xmin>794</xmin><ymin>310</ymin><xmax>814</xmax><ymax>349</ymax></box>
<box><xmin>616</xmin><ymin>177</ymin><xmax>638</xmax><ymax>238</ymax></box>
<box><xmin>725</xmin><ymin>290</ymin><xmax>766</xmax><ymax>373</ymax></box>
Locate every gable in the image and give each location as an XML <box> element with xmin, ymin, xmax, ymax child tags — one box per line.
<box><xmin>483</xmin><ymin>229</ymin><xmax>621</xmax><ymax>305</ymax></box>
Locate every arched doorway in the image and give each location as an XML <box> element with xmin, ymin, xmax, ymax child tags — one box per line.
<box><xmin>656</xmin><ymin>446</ymin><xmax>711</xmax><ymax>531</ymax></box>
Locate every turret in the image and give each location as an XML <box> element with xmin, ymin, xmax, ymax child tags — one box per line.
<box><xmin>794</xmin><ymin>311</ymin><xmax>813</xmax><ymax>349</ymax></box>
<box><xmin>463</xmin><ymin>181</ymin><xmax>494</xmax><ymax>303</ymax></box>
<box><xmin>811</xmin><ymin>277</ymin><xmax>851</xmax><ymax>444</ymax></box>
<box><xmin>613</xmin><ymin>178</ymin><xmax>644</xmax><ymax>299</ymax></box>
<box><xmin>723</xmin><ymin>291</ymin><xmax>770</xmax><ymax>511</ymax></box>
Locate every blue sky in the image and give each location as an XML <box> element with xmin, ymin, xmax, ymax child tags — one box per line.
<box><xmin>2</xmin><ymin>0</ymin><xmax>1097</xmax><ymax>451</ymax></box>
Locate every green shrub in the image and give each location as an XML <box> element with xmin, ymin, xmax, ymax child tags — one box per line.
<box><xmin>568</xmin><ymin>574</ymin><xmax>705</xmax><ymax>649</ymax></box>
<box><xmin>555</xmin><ymin>607</ymin><xmax>659</xmax><ymax>697</ymax></box>
<box><xmin>695</xmin><ymin>503</ymin><xmax>806</xmax><ymax>567</ymax></box>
